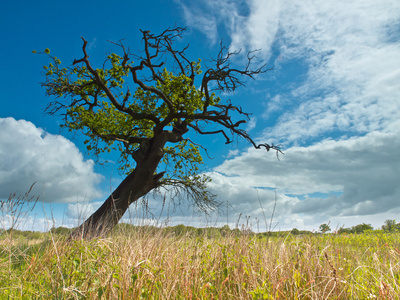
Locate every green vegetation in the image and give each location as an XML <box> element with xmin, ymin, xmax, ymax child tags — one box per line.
<box><xmin>1</xmin><ymin>224</ymin><xmax>399</xmax><ymax>299</ymax></box>
<box><xmin>382</xmin><ymin>219</ymin><xmax>400</xmax><ymax>232</ymax></box>
<box><xmin>319</xmin><ymin>223</ymin><xmax>331</xmax><ymax>234</ymax></box>
<box><xmin>338</xmin><ymin>223</ymin><xmax>375</xmax><ymax>234</ymax></box>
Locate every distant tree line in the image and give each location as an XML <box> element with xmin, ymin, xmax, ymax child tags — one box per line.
<box><xmin>335</xmin><ymin>219</ymin><xmax>399</xmax><ymax>234</ymax></box>
<box><xmin>1</xmin><ymin>219</ymin><xmax>399</xmax><ymax>239</ymax></box>
<box><xmin>337</xmin><ymin>223</ymin><xmax>373</xmax><ymax>234</ymax></box>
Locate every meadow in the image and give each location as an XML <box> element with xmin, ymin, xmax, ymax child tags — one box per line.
<box><xmin>0</xmin><ymin>225</ymin><xmax>399</xmax><ymax>299</ymax></box>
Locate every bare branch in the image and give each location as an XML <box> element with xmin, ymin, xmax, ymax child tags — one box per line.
<box><xmin>201</xmin><ymin>41</ymin><xmax>272</xmax><ymax>99</ymax></box>
<box><xmin>184</xmin><ymin>138</ymin><xmax>214</xmax><ymax>160</ymax></box>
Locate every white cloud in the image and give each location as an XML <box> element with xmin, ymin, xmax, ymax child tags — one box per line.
<box><xmin>176</xmin><ymin>0</ymin><xmax>280</xmax><ymax>59</ymax></box>
<box><xmin>262</xmin><ymin>94</ymin><xmax>286</xmax><ymax>118</ymax></box>
<box><xmin>175</xmin><ymin>0</ymin><xmax>218</xmax><ymax>44</ymax></box>
<box><xmin>245</xmin><ymin>116</ymin><xmax>257</xmax><ymax>132</ymax></box>
<box><xmin>0</xmin><ymin>118</ymin><xmax>103</xmax><ymax>203</ymax></box>
<box><xmin>229</xmin><ymin>0</ymin><xmax>280</xmax><ymax>56</ymax></box>
<box><xmin>226</xmin><ymin>149</ymin><xmax>240</xmax><ymax>158</ymax></box>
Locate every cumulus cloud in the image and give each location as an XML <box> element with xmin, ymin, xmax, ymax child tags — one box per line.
<box><xmin>0</xmin><ymin>118</ymin><xmax>103</xmax><ymax>203</ymax></box>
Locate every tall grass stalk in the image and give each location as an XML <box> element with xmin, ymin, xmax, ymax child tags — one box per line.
<box><xmin>0</xmin><ymin>183</ymin><xmax>38</xmax><ymax>279</ymax></box>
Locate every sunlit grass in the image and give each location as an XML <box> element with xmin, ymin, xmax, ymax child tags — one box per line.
<box><xmin>1</xmin><ymin>227</ymin><xmax>399</xmax><ymax>299</ymax></box>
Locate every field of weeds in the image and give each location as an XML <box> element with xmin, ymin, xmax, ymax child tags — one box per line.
<box><xmin>0</xmin><ymin>228</ymin><xmax>399</xmax><ymax>299</ymax></box>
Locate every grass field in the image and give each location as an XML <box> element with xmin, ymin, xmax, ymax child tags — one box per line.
<box><xmin>0</xmin><ymin>226</ymin><xmax>399</xmax><ymax>299</ymax></box>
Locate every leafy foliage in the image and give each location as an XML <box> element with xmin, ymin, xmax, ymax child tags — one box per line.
<box><xmin>338</xmin><ymin>223</ymin><xmax>374</xmax><ymax>234</ymax></box>
<box><xmin>382</xmin><ymin>219</ymin><xmax>399</xmax><ymax>232</ymax></box>
<box><xmin>319</xmin><ymin>223</ymin><xmax>331</xmax><ymax>234</ymax></box>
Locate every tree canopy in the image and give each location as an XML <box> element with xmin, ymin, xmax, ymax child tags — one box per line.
<box><xmin>319</xmin><ymin>223</ymin><xmax>331</xmax><ymax>234</ymax></box>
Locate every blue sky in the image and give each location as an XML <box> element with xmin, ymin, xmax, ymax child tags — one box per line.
<box><xmin>1</xmin><ymin>0</ymin><xmax>399</xmax><ymax>232</ymax></box>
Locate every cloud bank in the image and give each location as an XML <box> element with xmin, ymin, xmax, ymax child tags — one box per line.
<box><xmin>0</xmin><ymin>117</ymin><xmax>103</xmax><ymax>203</ymax></box>
<box><xmin>214</xmin><ymin>129</ymin><xmax>400</xmax><ymax>214</ymax></box>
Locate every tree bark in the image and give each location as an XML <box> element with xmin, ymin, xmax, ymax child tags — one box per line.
<box><xmin>71</xmin><ymin>132</ymin><xmax>170</xmax><ymax>240</ymax></box>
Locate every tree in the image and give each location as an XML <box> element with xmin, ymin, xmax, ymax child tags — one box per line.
<box><xmin>338</xmin><ymin>227</ymin><xmax>352</xmax><ymax>234</ymax></box>
<box><xmin>338</xmin><ymin>223</ymin><xmax>373</xmax><ymax>234</ymax></box>
<box><xmin>290</xmin><ymin>228</ymin><xmax>300</xmax><ymax>235</ymax></box>
<box><xmin>220</xmin><ymin>224</ymin><xmax>231</xmax><ymax>236</ymax></box>
<box><xmin>382</xmin><ymin>219</ymin><xmax>397</xmax><ymax>232</ymax></box>
<box><xmin>319</xmin><ymin>223</ymin><xmax>331</xmax><ymax>234</ymax></box>
<box><xmin>353</xmin><ymin>223</ymin><xmax>373</xmax><ymax>234</ymax></box>
<box><xmin>40</xmin><ymin>27</ymin><xmax>280</xmax><ymax>239</ymax></box>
